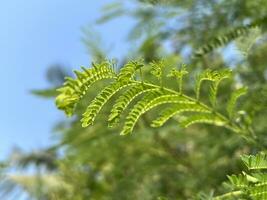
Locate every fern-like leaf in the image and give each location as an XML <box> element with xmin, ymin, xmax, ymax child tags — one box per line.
<box><xmin>150</xmin><ymin>60</ymin><xmax>165</xmax><ymax>87</ymax></box>
<box><xmin>81</xmin><ymin>61</ymin><xmax>146</xmax><ymax>127</ymax></box>
<box><xmin>227</xmin><ymin>87</ymin><xmax>247</xmax><ymax>119</ymax></box>
<box><xmin>195</xmin><ymin>69</ymin><xmax>219</xmax><ymax>100</ymax></box>
<box><xmin>117</xmin><ymin>60</ymin><xmax>144</xmax><ymax>84</ymax></box>
<box><xmin>167</xmin><ymin>65</ymin><xmax>188</xmax><ymax>93</ymax></box>
<box><xmin>108</xmin><ymin>83</ymin><xmax>157</xmax><ymax>127</ymax></box>
<box><xmin>209</xmin><ymin>69</ymin><xmax>232</xmax><ymax>107</ymax></box>
<box><xmin>227</xmin><ymin>174</ymin><xmax>250</xmax><ymax>189</ymax></box>
<box><xmin>56</xmin><ymin>61</ymin><xmax>116</xmax><ymax>116</ymax></box>
<box><xmin>214</xmin><ymin>153</ymin><xmax>267</xmax><ymax>200</ymax></box>
<box><xmin>151</xmin><ymin>103</ymin><xmax>210</xmax><ymax>127</ymax></box>
<box><xmin>249</xmin><ymin>183</ymin><xmax>267</xmax><ymax>200</ymax></box>
<box><xmin>180</xmin><ymin>113</ymin><xmax>227</xmax><ymax>128</ymax></box>
<box><xmin>121</xmin><ymin>91</ymin><xmax>193</xmax><ymax>135</ymax></box>
<box><xmin>194</xmin><ymin>15</ymin><xmax>267</xmax><ymax>57</ymax></box>
<box><xmin>81</xmin><ymin>82</ymin><xmax>136</xmax><ymax>127</ymax></box>
<box><xmin>57</xmin><ymin>59</ymin><xmax>250</xmax><ymax>137</ymax></box>
<box><xmin>213</xmin><ymin>191</ymin><xmax>244</xmax><ymax>200</ymax></box>
<box><xmin>241</xmin><ymin>153</ymin><xmax>267</xmax><ymax>170</ymax></box>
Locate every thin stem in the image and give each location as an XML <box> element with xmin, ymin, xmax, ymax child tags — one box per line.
<box><xmin>160</xmin><ymin>71</ymin><xmax>163</xmax><ymax>89</ymax></box>
<box><xmin>178</xmin><ymin>77</ymin><xmax>183</xmax><ymax>94</ymax></box>
<box><xmin>139</xmin><ymin>68</ymin><xmax>143</xmax><ymax>83</ymax></box>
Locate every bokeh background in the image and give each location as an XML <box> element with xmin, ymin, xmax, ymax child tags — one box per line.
<box><xmin>0</xmin><ymin>0</ymin><xmax>133</xmax><ymax>158</ymax></box>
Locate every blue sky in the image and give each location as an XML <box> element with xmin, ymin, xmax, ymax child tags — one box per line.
<box><xmin>0</xmin><ymin>1</ymin><xmax>134</xmax><ymax>159</ymax></box>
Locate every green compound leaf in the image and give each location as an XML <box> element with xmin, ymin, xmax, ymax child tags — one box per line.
<box><xmin>56</xmin><ymin>60</ymin><xmax>250</xmax><ymax>137</ymax></box>
<box><xmin>194</xmin><ymin>16</ymin><xmax>267</xmax><ymax>57</ymax></box>
<box><xmin>209</xmin><ymin>69</ymin><xmax>232</xmax><ymax>107</ymax></box>
<box><xmin>56</xmin><ymin>61</ymin><xmax>116</xmax><ymax>116</ymax></box>
<box><xmin>151</xmin><ymin>103</ymin><xmax>210</xmax><ymax>127</ymax></box>
<box><xmin>108</xmin><ymin>83</ymin><xmax>157</xmax><ymax>127</ymax></box>
<box><xmin>241</xmin><ymin>153</ymin><xmax>267</xmax><ymax>170</ymax></box>
<box><xmin>227</xmin><ymin>87</ymin><xmax>248</xmax><ymax>119</ymax></box>
<box><xmin>121</xmin><ymin>91</ymin><xmax>192</xmax><ymax>135</ymax></box>
<box><xmin>81</xmin><ymin>81</ymin><xmax>136</xmax><ymax>127</ymax></box>
<box><xmin>180</xmin><ymin>113</ymin><xmax>227</xmax><ymax>128</ymax></box>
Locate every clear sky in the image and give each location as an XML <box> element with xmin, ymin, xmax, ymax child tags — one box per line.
<box><xmin>0</xmin><ymin>1</ymin><xmax>134</xmax><ymax>159</ymax></box>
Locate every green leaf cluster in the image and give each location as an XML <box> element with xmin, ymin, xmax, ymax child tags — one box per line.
<box><xmin>56</xmin><ymin>60</ymin><xmax>249</xmax><ymax>137</ymax></box>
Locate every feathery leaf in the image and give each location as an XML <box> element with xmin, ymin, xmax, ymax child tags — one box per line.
<box><xmin>194</xmin><ymin>16</ymin><xmax>267</xmax><ymax>57</ymax></box>
<box><xmin>56</xmin><ymin>60</ymin><xmax>249</xmax><ymax>136</ymax></box>
<box><xmin>209</xmin><ymin>69</ymin><xmax>232</xmax><ymax>107</ymax></box>
<box><xmin>168</xmin><ymin>64</ymin><xmax>188</xmax><ymax>93</ymax></box>
<box><xmin>151</xmin><ymin>103</ymin><xmax>210</xmax><ymax>127</ymax></box>
<box><xmin>117</xmin><ymin>60</ymin><xmax>144</xmax><ymax>84</ymax></box>
<box><xmin>241</xmin><ymin>153</ymin><xmax>267</xmax><ymax>170</ymax></box>
<box><xmin>195</xmin><ymin>69</ymin><xmax>219</xmax><ymax>100</ymax></box>
<box><xmin>81</xmin><ymin>81</ymin><xmax>136</xmax><ymax>127</ymax></box>
<box><xmin>121</xmin><ymin>91</ymin><xmax>192</xmax><ymax>135</ymax></box>
<box><xmin>227</xmin><ymin>87</ymin><xmax>247</xmax><ymax>119</ymax></box>
<box><xmin>180</xmin><ymin>113</ymin><xmax>227</xmax><ymax>128</ymax></box>
<box><xmin>56</xmin><ymin>61</ymin><xmax>116</xmax><ymax>116</ymax></box>
<box><xmin>108</xmin><ymin>83</ymin><xmax>157</xmax><ymax>127</ymax></box>
<box><xmin>150</xmin><ymin>60</ymin><xmax>165</xmax><ymax>87</ymax></box>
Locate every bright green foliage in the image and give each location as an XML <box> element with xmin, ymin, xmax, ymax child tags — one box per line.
<box><xmin>209</xmin><ymin>69</ymin><xmax>232</xmax><ymax>108</ymax></box>
<box><xmin>150</xmin><ymin>60</ymin><xmax>165</xmax><ymax>87</ymax></box>
<box><xmin>167</xmin><ymin>65</ymin><xmax>188</xmax><ymax>93</ymax></box>
<box><xmin>195</xmin><ymin>69</ymin><xmax>232</xmax><ymax>101</ymax></box>
<box><xmin>56</xmin><ymin>60</ymin><xmax>249</xmax><ymax>138</ymax></box>
<box><xmin>108</xmin><ymin>83</ymin><xmax>156</xmax><ymax>127</ymax></box>
<box><xmin>56</xmin><ymin>61</ymin><xmax>116</xmax><ymax>116</ymax></box>
<box><xmin>121</xmin><ymin>91</ymin><xmax>192</xmax><ymax>135</ymax></box>
<box><xmin>81</xmin><ymin>82</ymin><xmax>136</xmax><ymax>127</ymax></box>
<box><xmin>180</xmin><ymin>113</ymin><xmax>226</xmax><ymax>128</ymax></box>
<box><xmin>117</xmin><ymin>60</ymin><xmax>144</xmax><ymax>83</ymax></box>
<box><xmin>214</xmin><ymin>153</ymin><xmax>267</xmax><ymax>200</ymax></box>
<box><xmin>151</xmin><ymin>103</ymin><xmax>210</xmax><ymax>127</ymax></box>
<box><xmin>227</xmin><ymin>87</ymin><xmax>248</xmax><ymax>119</ymax></box>
<box><xmin>242</xmin><ymin>153</ymin><xmax>267</xmax><ymax>170</ymax></box>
